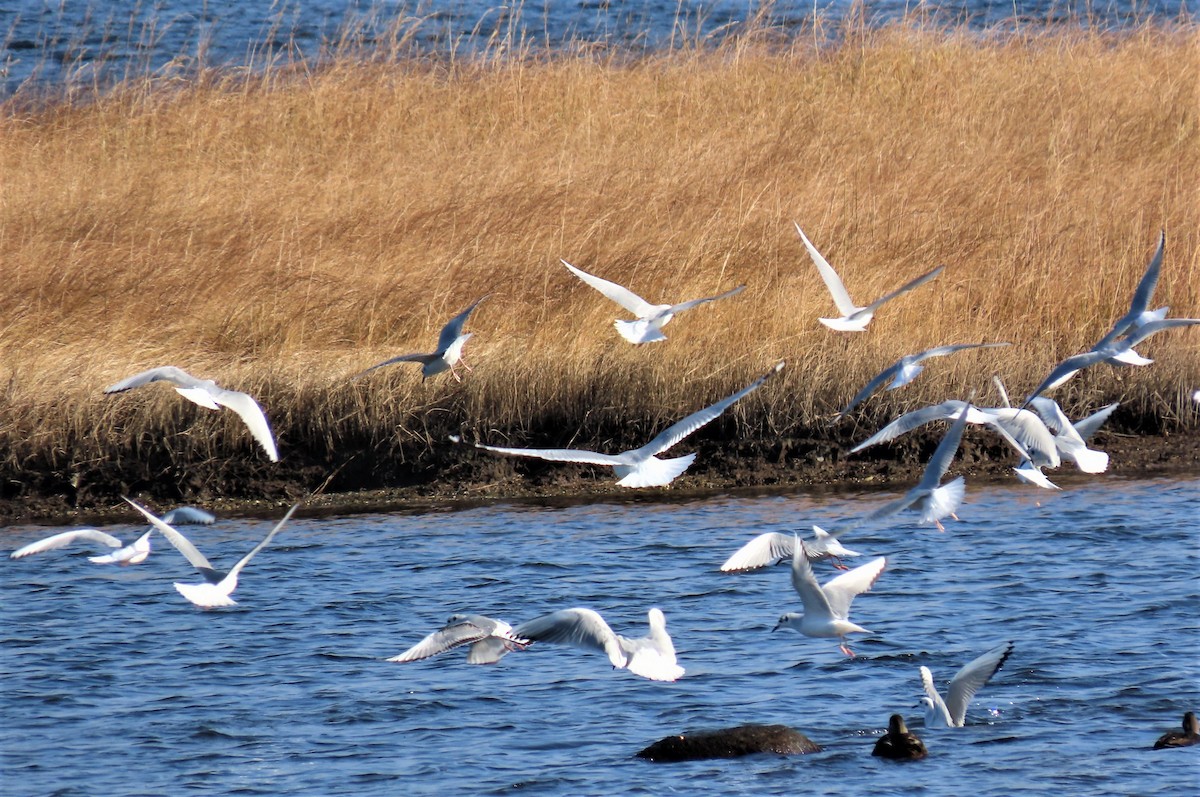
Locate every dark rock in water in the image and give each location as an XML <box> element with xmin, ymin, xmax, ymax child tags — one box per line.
<box><xmin>636</xmin><ymin>723</ymin><xmax>821</xmax><ymax>762</ymax></box>
<box><xmin>872</xmin><ymin>714</ymin><xmax>927</xmax><ymax>761</ymax></box>
<box><xmin>1153</xmin><ymin>711</ymin><xmax>1199</xmax><ymax>750</ymax></box>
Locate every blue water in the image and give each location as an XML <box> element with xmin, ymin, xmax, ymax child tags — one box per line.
<box><xmin>1</xmin><ymin>0</ymin><xmax>1194</xmax><ymax>96</ymax></box>
<box><xmin>2</xmin><ymin>476</ymin><xmax>1197</xmax><ymax>795</ymax></box>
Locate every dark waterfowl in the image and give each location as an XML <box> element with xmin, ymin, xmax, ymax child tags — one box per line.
<box><xmin>872</xmin><ymin>714</ymin><xmax>927</xmax><ymax>760</ymax></box>
<box><xmin>637</xmin><ymin>724</ymin><xmax>821</xmax><ymax>762</ymax></box>
<box><xmin>1153</xmin><ymin>712</ymin><xmax>1199</xmax><ymax>750</ymax></box>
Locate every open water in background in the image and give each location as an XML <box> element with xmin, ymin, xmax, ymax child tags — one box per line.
<box><xmin>1</xmin><ymin>476</ymin><xmax>1197</xmax><ymax>795</ymax></box>
<box><xmin>0</xmin><ymin>0</ymin><xmax>1195</xmax><ymax>97</ymax></box>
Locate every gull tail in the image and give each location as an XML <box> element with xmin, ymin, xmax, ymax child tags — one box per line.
<box><xmin>922</xmin><ymin>476</ymin><xmax>966</xmax><ymax>525</ymax></box>
<box><xmin>615</xmin><ymin>454</ymin><xmax>697</xmax><ymax>488</ymax></box>
<box><xmin>1066</xmin><ymin>445</ymin><xmax>1109</xmax><ymax>474</ymax></box>
<box><xmin>174</xmin><ymin>581</ymin><xmax>237</xmax><ymax>608</ymax></box>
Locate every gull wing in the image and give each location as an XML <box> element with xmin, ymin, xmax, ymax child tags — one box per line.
<box><xmin>663</xmin><ymin>285</ymin><xmax>745</xmax><ymax>315</ymax></box>
<box><xmin>10</xmin><ymin>529</ymin><xmax>123</xmax><ymax>559</ymax></box>
<box><xmin>103</xmin><ymin>365</ymin><xmax>205</xmax><ymax>393</ymax></box>
<box><xmin>795</xmin><ymin>223</ymin><xmax>857</xmax><ymax>315</ymax></box>
<box><xmin>387</xmin><ymin>615</ymin><xmax>517</xmax><ymax>663</ymax></box>
<box><xmin>916</xmin><ymin>400</ymin><xmax>972</xmax><ymax>491</ymax></box>
<box><xmin>920</xmin><ymin>666</ymin><xmax>954</xmax><ymax>726</ymax></box>
<box><xmin>789</xmin><ymin>539</ymin><xmax>835</xmax><ymax>621</ymax></box>
<box><xmin>1072</xmin><ymin>402</ymin><xmax>1120</xmax><ymax>442</ymax></box>
<box><xmin>472</xmin><ymin>441</ymin><xmax>625</xmax><ymax>467</ymax></box>
<box><xmin>161</xmin><ymin>506</ymin><xmax>217</xmax><ymax>525</ymax></box>
<box><xmin>642</xmin><ymin>362</ymin><xmax>784</xmax><ymax>456</ymax></box>
<box><xmin>1119</xmin><ymin>317</ymin><xmax>1200</xmax><ymax>347</ymax></box>
<box><xmin>223</xmin><ymin>504</ymin><xmax>299</xmax><ymax>583</ymax></box>
<box><xmin>913</xmin><ymin>342</ymin><xmax>1011</xmax><ymax>363</ymax></box>
<box><xmin>124</xmin><ymin>497</ymin><xmax>219</xmax><ymax>578</ymax></box>
<box><xmin>820</xmin><ymin>555</ymin><xmax>887</xmax><ymax>621</ymax></box>
<box><xmin>1024</xmin><ymin>397</ymin><xmax>1073</xmax><ymax>435</ymax></box>
<box><xmin>435</xmin><ymin>295</ymin><xmax>488</xmax><ymax>355</ymax></box>
<box><xmin>840</xmin><ymin>360</ymin><xmax>903</xmax><ymax>416</ymax></box>
<box><xmin>562</xmin><ymin>260</ymin><xmax>658</xmax><ymax>318</ymax></box>
<box><xmin>1094</xmin><ymin>230</ymin><xmax>1164</xmax><ymax>350</ymax></box>
<box><xmin>944</xmin><ymin>641</ymin><xmax>1015</xmax><ymax>726</ymax></box>
<box><xmin>862</xmin><ymin>265</ymin><xmax>945</xmax><ymax>313</ymax></box>
<box><xmin>514</xmin><ymin>608</ymin><xmax>626</xmax><ymax>669</ymax></box>
<box><xmin>850</xmin><ymin>401</ymin><xmax>966</xmax><ymax>452</ymax></box>
<box><xmin>1022</xmin><ymin>350</ymin><xmax>1109</xmax><ymax>406</ymax></box>
<box><xmin>986</xmin><ymin>409</ymin><xmax>1056</xmax><ymax>467</ymax></box>
<box><xmin>211</xmin><ymin>388</ymin><xmax>280</xmax><ymax>462</ymax></box>
<box><xmin>720</xmin><ymin>531</ymin><xmax>794</xmax><ymax>572</ymax></box>
<box><xmin>353</xmin><ymin>352</ymin><xmax>438</xmax><ymax>379</ymax></box>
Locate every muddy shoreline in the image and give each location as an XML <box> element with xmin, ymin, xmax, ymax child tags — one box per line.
<box><xmin>3</xmin><ymin>428</ymin><xmax>1195</xmax><ymax>528</ymax></box>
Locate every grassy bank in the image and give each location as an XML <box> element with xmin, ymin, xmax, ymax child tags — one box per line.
<box><xmin>1</xmin><ymin>20</ymin><xmax>1198</xmax><ymax>518</ymax></box>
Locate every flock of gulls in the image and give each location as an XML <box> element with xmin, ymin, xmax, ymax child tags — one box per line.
<box><xmin>9</xmin><ymin>225</ymin><xmax>1198</xmax><ymax>761</ymax></box>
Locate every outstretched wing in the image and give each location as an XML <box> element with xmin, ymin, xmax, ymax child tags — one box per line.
<box><xmin>920</xmin><ymin>666</ymin><xmax>953</xmax><ymax>726</ymax></box>
<box><xmin>795</xmin><ymin>223</ymin><xmax>857</xmax><ymax>315</ymax></box>
<box><xmin>916</xmin><ymin>400</ymin><xmax>972</xmax><ymax>491</ymax></box>
<box><xmin>840</xmin><ymin>360</ymin><xmax>903</xmax><ymax>417</ymax></box>
<box><xmin>124</xmin><ymin>497</ymin><xmax>218</xmax><ymax>578</ymax></box>
<box><xmin>789</xmin><ymin>539</ymin><xmax>835</xmax><ymax>620</ymax></box>
<box><xmin>435</xmin><ymin>295</ymin><xmax>488</xmax><ymax>355</ymax></box>
<box><xmin>821</xmin><ymin>555</ymin><xmax>886</xmax><ymax>621</ymax></box>
<box><xmin>104</xmin><ymin>365</ymin><xmax>205</xmax><ymax>393</ymax></box>
<box><xmin>720</xmin><ymin>531</ymin><xmax>794</xmax><ymax>572</ymax></box>
<box><xmin>388</xmin><ymin>615</ymin><xmax>517</xmax><ymax>663</ymax></box>
<box><xmin>514</xmin><ymin>608</ymin><xmax>626</xmax><ymax>669</ymax></box>
<box><xmin>211</xmin><ymin>388</ymin><xmax>280</xmax><ymax>462</ymax></box>
<box><xmin>1072</xmin><ymin>402</ymin><xmax>1120</xmax><ymax>442</ymax></box>
<box><xmin>161</xmin><ymin>506</ymin><xmax>217</xmax><ymax>525</ymax></box>
<box><xmin>10</xmin><ymin>529</ymin><xmax>123</xmax><ymax>559</ymax></box>
<box><xmin>642</xmin><ymin>362</ymin><xmax>784</xmax><ymax>456</ymax></box>
<box><xmin>1022</xmin><ymin>350</ymin><xmax>1108</xmax><ymax>406</ymax></box>
<box><xmin>863</xmin><ymin>265</ymin><xmax>944</xmax><ymax>313</ymax></box>
<box><xmin>664</xmin><ymin>285</ymin><xmax>745</xmax><ymax>315</ymax></box>
<box><xmin>562</xmin><ymin>260</ymin><xmax>658</xmax><ymax>317</ymax></box>
<box><xmin>944</xmin><ymin>641</ymin><xmax>1015</xmax><ymax>725</ymax></box>
<box><xmin>913</xmin><ymin>342</ymin><xmax>1011</xmax><ymax>363</ymax></box>
<box><xmin>1093</xmin><ymin>230</ymin><xmax>1164</xmax><ymax>350</ymax></box>
<box><xmin>224</xmin><ymin>504</ymin><xmax>299</xmax><ymax>581</ymax></box>
<box><xmin>850</xmin><ymin>401</ymin><xmax>966</xmax><ymax>452</ymax></box>
<box><xmin>471</xmin><ymin>441</ymin><xmax>624</xmax><ymax>467</ymax></box>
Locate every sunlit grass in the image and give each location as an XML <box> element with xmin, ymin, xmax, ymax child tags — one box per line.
<box><xmin>1</xmin><ymin>16</ymin><xmax>1197</xmax><ymax>506</ymax></box>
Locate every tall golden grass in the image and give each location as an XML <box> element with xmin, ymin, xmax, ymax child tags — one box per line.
<box><xmin>1</xmin><ymin>18</ymin><xmax>1197</xmax><ymax>508</ymax></box>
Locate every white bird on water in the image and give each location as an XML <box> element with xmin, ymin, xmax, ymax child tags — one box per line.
<box><xmin>354</xmin><ymin>296</ymin><xmax>488</xmax><ymax>382</ymax></box>
<box><xmin>104</xmin><ymin>366</ymin><xmax>279</xmax><ymax>462</ymax></box>
<box><xmin>773</xmin><ymin>538</ymin><xmax>887</xmax><ymax>658</ymax></box>
<box><xmin>562</xmin><ymin>259</ymin><xmax>744</xmax><ymax>344</ymax></box>
<box><xmin>9</xmin><ymin>505</ymin><xmax>216</xmax><ymax>565</ymax></box>
<box><xmin>794</xmin><ymin>223</ymin><xmax>944</xmax><ymax>332</ymax></box>
<box><xmin>125</xmin><ymin>498</ymin><xmax>297</xmax><ymax>608</ymax></box>
<box><xmin>388</xmin><ymin>614</ymin><xmax>529</xmax><ymax>664</ymax></box>
<box><xmin>459</xmin><ymin>362</ymin><xmax>783</xmax><ymax>488</ymax></box>
<box><xmin>839</xmin><ymin>342</ymin><xmax>1011</xmax><ymax>416</ymax></box>
<box><xmin>720</xmin><ymin>525</ymin><xmax>861</xmax><ymax>572</ymax></box>
<box><xmin>919</xmin><ymin>641</ymin><xmax>1015</xmax><ymax>728</ymax></box>
<box><xmin>510</xmin><ymin>607</ymin><xmax>685</xmax><ymax>681</ymax></box>
<box><xmin>862</xmin><ymin>398</ymin><xmax>974</xmax><ymax>532</ymax></box>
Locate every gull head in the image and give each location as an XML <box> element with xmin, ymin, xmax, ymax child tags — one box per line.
<box><xmin>773</xmin><ymin>612</ymin><xmax>804</xmax><ymax>632</ymax></box>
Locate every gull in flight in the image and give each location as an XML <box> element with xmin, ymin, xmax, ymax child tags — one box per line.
<box><xmin>773</xmin><ymin>538</ymin><xmax>887</xmax><ymax>657</ymax></box>
<box><xmin>1092</xmin><ymin>230</ymin><xmax>1166</xmax><ymax>352</ymax></box>
<box><xmin>387</xmin><ymin>614</ymin><xmax>529</xmax><ymax>664</ymax></box>
<box><xmin>919</xmin><ymin>641</ymin><xmax>1015</xmax><ymax>728</ymax></box>
<box><xmin>720</xmin><ymin>525</ymin><xmax>861</xmax><ymax>572</ymax></box>
<box><xmin>512</xmin><ymin>607</ymin><xmax>685</xmax><ymax>681</ymax></box>
<box><xmin>861</xmin><ymin>399</ymin><xmax>974</xmax><ymax>531</ymax></box>
<box><xmin>459</xmin><ymin>362</ymin><xmax>783</xmax><ymax>488</ymax></box>
<box><xmin>355</xmin><ymin>296</ymin><xmax>487</xmax><ymax>381</ymax></box>
<box><xmin>794</xmin><ymin>223</ymin><xmax>944</xmax><ymax>332</ymax></box>
<box><xmin>851</xmin><ymin>400</ymin><xmax>1056</xmax><ymax>471</ymax></box>
<box><xmin>125</xmin><ymin>498</ymin><xmax>298</xmax><ymax>608</ymax></box>
<box><xmin>8</xmin><ymin>505</ymin><xmax>216</xmax><ymax>565</ymax></box>
<box><xmin>562</xmin><ymin>259</ymin><xmax>744</xmax><ymax>344</ymax></box>
<box><xmin>839</xmin><ymin>342</ymin><xmax>1011</xmax><ymax>416</ymax></box>
<box><xmin>10</xmin><ymin>528</ymin><xmax>153</xmax><ymax>565</ymax></box>
<box><xmin>105</xmin><ymin>366</ymin><xmax>279</xmax><ymax>462</ymax></box>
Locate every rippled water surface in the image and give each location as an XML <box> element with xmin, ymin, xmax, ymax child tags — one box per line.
<box><xmin>2</xmin><ymin>477</ymin><xmax>1198</xmax><ymax>795</ymax></box>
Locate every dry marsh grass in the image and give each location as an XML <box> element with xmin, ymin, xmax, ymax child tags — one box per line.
<box><xmin>1</xmin><ymin>19</ymin><xmax>1198</xmax><ymax>508</ymax></box>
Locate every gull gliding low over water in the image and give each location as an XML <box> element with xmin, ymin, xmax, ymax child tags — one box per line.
<box><xmin>839</xmin><ymin>342</ymin><xmax>1011</xmax><ymax>416</ymax></box>
<box><xmin>10</xmin><ymin>528</ymin><xmax>153</xmax><ymax>565</ymax></box>
<box><xmin>125</xmin><ymin>498</ymin><xmax>298</xmax><ymax>608</ymax></box>
<box><xmin>794</xmin><ymin>223</ymin><xmax>944</xmax><ymax>332</ymax></box>
<box><xmin>562</xmin><ymin>259</ymin><xmax>744</xmax><ymax>344</ymax></box>
<box><xmin>919</xmin><ymin>641</ymin><xmax>1015</xmax><ymax>728</ymax></box>
<box><xmin>459</xmin><ymin>362</ymin><xmax>783</xmax><ymax>488</ymax></box>
<box><xmin>354</xmin><ymin>295</ymin><xmax>488</xmax><ymax>381</ymax></box>
<box><xmin>773</xmin><ymin>538</ymin><xmax>887</xmax><ymax>658</ymax></box>
<box><xmin>720</xmin><ymin>526</ymin><xmax>861</xmax><ymax>572</ymax></box>
<box><xmin>104</xmin><ymin>366</ymin><xmax>279</xmax><ymax>462</ymax></box>
<box><xmin>512</xmin><ymin>607</ymin><xmax>685</xmax><ymax>682</ymax></box>
<box><xmin>388</xmin><ymin>614</ymin><xmax>529</xmax><ymax>664</ymax></box>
